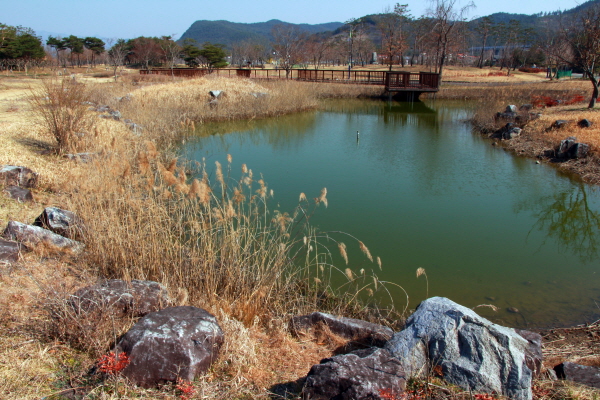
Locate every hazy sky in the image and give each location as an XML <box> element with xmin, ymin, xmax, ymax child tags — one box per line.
<box><xmin>3</xmin><ymin>0</ymin><xmax>584</xmax><ymax>40</ymax></box>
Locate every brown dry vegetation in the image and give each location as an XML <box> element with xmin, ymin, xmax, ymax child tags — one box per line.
<box><xmin>1</xmin><ymin>67</ymin><xmax>600</xmax><ymax>399</ymax></box>
<box><xmin>0</xmin><ymin>68</ymin><xmax>395</xmax><ymax>399</ymax></box>
<box><xmin>459</xmin><ymin>79</ymin><xmax>600</xmax><ymax>185</ymax></box>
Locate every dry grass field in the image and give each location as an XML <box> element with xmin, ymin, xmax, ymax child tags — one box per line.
<box><xmin>1</xmin><ymin>65</ymin><xmax>600</xmax><ymax>399</ymax></box>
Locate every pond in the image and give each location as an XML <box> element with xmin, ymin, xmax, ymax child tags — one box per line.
<box><xmin>182</xmin><ymin>98</ymin><xmax>600</xmax><ymax>328</ymax></box>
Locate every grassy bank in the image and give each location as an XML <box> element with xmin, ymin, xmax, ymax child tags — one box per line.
<box><xmin>455</xmin><ymin>79</ymin><xmax>600</xmax><ymax>185</ymax></box>
<box><xmin>0</xmin><ymin>70</ymin><xmax>397</xmax><ymax>399</ymax></box>
<box><xmin>1</xmin><ymin>68</ymin><xmax>600</xmax><ymax>399</ymax></box>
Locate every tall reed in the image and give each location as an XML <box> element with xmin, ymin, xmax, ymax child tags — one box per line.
<box><xmin>66</xmin><ymin>142</ymin><xmax>398</xmax><ymax>325</ymax></box>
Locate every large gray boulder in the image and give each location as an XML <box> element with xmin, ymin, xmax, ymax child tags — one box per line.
<box><xmin>2</xmin><ymin>221</ymin><xmax>84</xmax><ymax>255</ymax></box>
<box><xmin>70</xmin><ymin>279</ymin><xmax>170</xmax><ymax>318</ymax></box>
<box><xmin>0</xmin><ymin>165</ymin><xmax>38</xmax><ymax>188</ymax></box>
<box><xmin>115</xmin><ymin>306</ymin><xmax>224</xmax><ymax>388</ymax></box>
<box><xmin>291</xmin><ymin>312</ymin><xmax>394</xmax><ymax>348</ymax></box>
<box><xmin>384</xmin><ymin>297</ymin><xmax>536</xmax><ymax>400</ymax></box>
<box><xmin>302</xmin><ymin>347</ymin><xmax>406</xmax><ymax>400</ymax></box>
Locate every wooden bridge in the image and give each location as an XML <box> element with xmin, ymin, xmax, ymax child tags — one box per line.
<box><xmin>139</xmin><ymin>68</ymin><xmax>440</xmax><ymax>98</ymax></box>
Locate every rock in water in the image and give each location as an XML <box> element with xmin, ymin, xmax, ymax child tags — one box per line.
<box><xmin>384</xmin><ymin>297</ymin><xmax>537</xmax><ymax>400</ymax></box>
<box><xmin>116</xmin><ymin>306</ymin><xmax>223</xmax><ymax>387</ymax></box>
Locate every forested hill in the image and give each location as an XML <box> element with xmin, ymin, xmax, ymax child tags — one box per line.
<box><xmin>469</xmin><ymin>0</ymin><xmax>600</xmax><ymax>28</ymax></box>
<box><xmin>178</xmin><ymin>19</ymin><xmax>343</xmax><ymax>47</ymax></box>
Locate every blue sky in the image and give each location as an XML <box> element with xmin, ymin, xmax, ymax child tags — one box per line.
<box><xmin>2</xmin><ymin>0</ymin><xmax>583</xmax><ymax>40</ymax></box>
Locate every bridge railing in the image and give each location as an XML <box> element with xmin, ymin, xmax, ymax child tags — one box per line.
<box><xmin>385</xmin><ymin>72</ymin><xmax>439</xmax><ymax>91</ymax></box>
<box><xmin>296</xmin><ymin>69</ymin><xmax>386</xmax><ymax>84</ymax></box>
<box><xmin>138</xmin><ymin>68</ymin><xmax>440</xmax><ymax>91</ymax></box>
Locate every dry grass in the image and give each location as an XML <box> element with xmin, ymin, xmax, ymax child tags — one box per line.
<box><xmin>462</xmin><ymin>78</ymin><xmax>600</xmax><ymax>184</ymax></box>
<box><xmin>3</xmin><ymin>69</ymin><xmax>600</xmax><ymax>399</ymax></box>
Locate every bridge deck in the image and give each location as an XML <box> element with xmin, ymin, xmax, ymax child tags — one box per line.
<box><xmin>140</xmin><ymin>68</ymin><xmax>440</xmax><ymax>93</ymax></box>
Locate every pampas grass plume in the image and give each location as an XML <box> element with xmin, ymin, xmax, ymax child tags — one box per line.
<box><xmin>358</xmin><ymin>241</ymin><xmax>373</xmax><ymax>262</ymax></box>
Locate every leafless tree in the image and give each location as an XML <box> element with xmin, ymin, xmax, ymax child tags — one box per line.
<box><xmin>426</xmin><ymin>0</ymin><xmax>474</xmax><ymax>79</ymax></box>
<box><xmin>555</xmin><ymin>5</ymin><xmax>600</xmax><ymax>108</ymax></box>
<box><xmin>107</xmin><ymin>39</ymin><xmax>129</xmax><ymax>81</ymax></box>
<box><xmin>305</xmin><ymin>33</ymin><xmax>336</xmax><ymax>69</ymax></box>
<box><xmin>377</xmin><ymin>4</ymin><xmax>410</xmax><ymax>70</ymax></box>
<box><xmin>271</xmin><ymin>24</ymin><xmax>307</xmax><ymax>78</ymax></box>
<box><xmin>474</xmin><ymin>17</ymin><xmax>492</xmax><ymax>68</ymax></box>
<box><xmin>160</xmin><ymin>35</ymin><xmax>182</xmax><ymax>77</ymax></box>
<box><xmin>354</xmin><ymin>30</ymin><xmax>375</xmax><ymax>66</ymax></box>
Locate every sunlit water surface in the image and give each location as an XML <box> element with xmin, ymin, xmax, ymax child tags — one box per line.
<box><xmin>182</xmin><ymin>99</ymin><xmax>600</xmax><ymax>328</ymax></box>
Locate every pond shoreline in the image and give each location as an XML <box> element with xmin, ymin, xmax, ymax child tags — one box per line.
<box><xmin>2</xmin><ymin>71</ymin><xmax>600</xmax><ymax>398</ymax></box>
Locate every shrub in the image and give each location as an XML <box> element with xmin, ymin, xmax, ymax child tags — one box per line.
<box><xmin>30</xmin><ymin>78</ymin><xmax>94</xmax><ymax>154</ymax></box>
<box><xmin>518</xmin><ymin>67</ymin><xmax>545</xmax><ymax>73</ymax></box>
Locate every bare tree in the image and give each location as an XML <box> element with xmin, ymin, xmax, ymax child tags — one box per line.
<box><xmin>305</xmin><ymin>33</ymin><xmax>335</xmax><ymax>69</ymax></box>
<box><xmin>354</xmin><ymin>29</ymin><xmax>375</xmax><ymax>66</ymax></box>
<box><xmin>271</xmin><ymin>24</ymin><xmax>307</xmax><ymax>78</ymax></box>
<box><xmin>107</xmin><ymin>39</ymin><xmax>129</xmax><ymax>81</ymax></box>
<box><xmin>475</xmin><ymin>16</ymin><xmax>493</xmax><ymax>68</ymax></box>
<box><xmin>377</xmin><ymin>4</ymin><xmax>410</xmax><ymax>71</ymax></box>
<box><xmin>555</xmin><ymin>6</ymin><xmax>600</xmax><ymax>108</ymax></box>
<box><xmin>427</xmin><ymin>0</ymin><xmax>473</xmax><ymax>79</ymax></box>
<box><xmin>160</xmin><ymin>35</ymin><xmax>182</xmax><ymax>76</ymax></box>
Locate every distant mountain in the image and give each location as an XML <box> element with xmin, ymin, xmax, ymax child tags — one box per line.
<box><xmin>469</xmin><ymin>0</ymin><xmax>600</xmax><ymax>32</ymax></box>
<box><xmin>178</xmin><ymin>19</ymin><xmax>343</xmax><ymax>48</ymax></box>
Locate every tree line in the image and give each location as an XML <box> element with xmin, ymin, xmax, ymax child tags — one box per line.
<box><xmin>0</xmin><ymin>23</ymin><xmax>45</xmax><ymax>72</ymax></box>
<box><xmin>2</xmin><ymin>0</ymin><xmax>599</xmax><ymax>107</ymax></box>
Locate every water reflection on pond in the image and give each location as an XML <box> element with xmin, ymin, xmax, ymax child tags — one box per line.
<box><xmin>183</xmin><ymin>99</ymin><xmax>600</xmax><ymax>328</ymax></box>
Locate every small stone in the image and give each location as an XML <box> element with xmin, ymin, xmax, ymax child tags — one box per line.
<box><xmin>209</xmin><ymin>90</ymin><xmax>223</xmax><ymax>99</ymax></box>
<box><xmin>485</xmin><ymin>296</ymin><xmax>496</xmax><ymax>301</ymax></box>
<box><xmin>291</xmin><ymin>312</ymin><xmax>394</xmax><ymax>348</ymax></box>
<box><xmin>302</xmin><ymin>347</ymin><xmax>406</xmax><ymax>400</ymax></box>
<box><xmin>555</xmin><ymin>362</ymin><xmax>600</xmax><ymax>389</ymax></box>
<box><xmin>4</xmin><ymin>186</ymin><xmax>33</xmax><ymax>202</ymax></box>
<box><xmin>0</xmin><ymin>238</ymin><xmax>23</xmax><ymax>263</ymax></box>
<box><xmin>571</xmin><ymin>142</ymin><xmax>590</xmax><ymax>159</ymax></box>
<box><xmin>551</xmin><ymin>120</ymin><xmax>568</xmax><ymax>130</ymax></box>
<box><xmin>0</xmin><ymin>165</ymin><xmax>39</xmax><ymax>188</ymax></box>
<box><xmin>507</xmin><ymin>307</ymin><xmax>520</xmax><ymax>313</ymax></box>
<box><xmin>64</xmin><ymin>153</ymin><xmax>95</xmax><ymax>163</ymax></box>
<box><xmin>2</xmin><ymin>221</ymin><xmax>84</xmax><ymax>254</ymax></box>
<box><xmin>578</xmin><ymin>119</ymin><xmax>593</xmax><ymax>128</ymax></box>
<box><xmin>33</xmin><ymin>207</ymin><xmax>82</xmax><ymax>239</ymax></box>
<box><xmin>70</xmin><ymin>279</ymin><xmax>170</xmax><ymax>317</ymax></box>
<box><xmin>505</xmin><ymin>105</ymin><xmax>518</xmax><ymax>113</ymax></box>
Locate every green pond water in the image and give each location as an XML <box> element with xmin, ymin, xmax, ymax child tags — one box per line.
<box><xmin>182</xmin><ymin>98</ymin><xmax>600</xmax><ymax>328</ymax></box>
